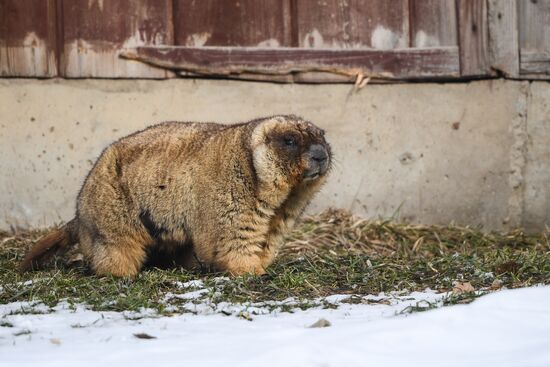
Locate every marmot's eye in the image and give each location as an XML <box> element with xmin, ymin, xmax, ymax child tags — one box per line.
<box><xmin>284</xmin><ymin>136</ymin><xmax>297</xmax><ymax>146</ymax></box>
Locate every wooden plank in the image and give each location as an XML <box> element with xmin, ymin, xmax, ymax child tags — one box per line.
<box><xmin>518</xmin><ymin>0</ymin><xmax>550</xmax><ymax>78</ymax></box>
<box><xmin>173</xmin><ymin>0</ymin><xmax>292</xmax><ymax>47</ymax></box>
<box><xmin>410</xmin><ymin>0</ymin><xmax>457</xmax><ymax>47</ymax></box>
<box><xmin>295</xmin><ymin>0</ymin><xmax>410</xmax><ymax>49</ymax></box>
<box><xmin>487</xmin><ymin>0</ymin><xmax>519</xmax><ymax>77</ymax></box>
<box><xmin>0</xmin><ymin>0</ymin><xmax>57</xmax><ymax>76</ymax></box>
<box><xmin>122</xmin><ymin>46</ymin><xmax>460</xmax><ymax>82</ymax></box>
<box><xmin>457</xmin><ymin>0</ymin><xmax>491</xmax><ymax>77</ymax></box>
<box><xmin>61</xmin><ymin>0</ymin><xmax>173</xmax><ymax>78</ymax></box>
<box><xmin>518</xmin><ymin>0</ymin><xmax>550</xmax><ymax>51</ymax></box>
<box><xmin>520</xmin><ymin>50</ymin><xmax>550</xmax><ymax>75</ymax></box>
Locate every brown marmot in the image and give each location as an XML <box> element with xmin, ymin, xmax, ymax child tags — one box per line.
<box><xmin>20</xmin><ymin>115</ymin><xmax>332</xmax><ymax>277</ymax></box>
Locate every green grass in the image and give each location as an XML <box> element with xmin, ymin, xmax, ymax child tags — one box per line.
<box><xmin>1</xmin><ymin>209</ymin><xmax>549</xmax><ymax>315</ymax></box>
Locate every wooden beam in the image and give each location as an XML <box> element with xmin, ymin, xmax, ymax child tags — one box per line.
<box><xmin>487</xmin><ymin>0</ymin><xmax>519</xmax><ymax>77</ymax></box>
<box><xmin>121</xmin><ymin>46</ymin><xmax>460</xmax><ymax>82</ymax></box>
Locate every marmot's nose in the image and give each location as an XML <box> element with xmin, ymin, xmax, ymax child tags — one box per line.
<box><xmin>309</xmin><ymin>144</ymin><xmax>328</xmax><ymax>163</ymax></box>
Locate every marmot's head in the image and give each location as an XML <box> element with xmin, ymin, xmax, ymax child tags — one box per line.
<box><xmin>251</xmin><ymin>115</ymin><xmax>332</xmax><ymax>189</ymax></box>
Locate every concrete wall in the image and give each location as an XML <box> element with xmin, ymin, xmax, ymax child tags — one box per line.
<box><xmin>0</xmin><ymin>78</ymin><xmax>548</xmax><ymax>232</ymax></box>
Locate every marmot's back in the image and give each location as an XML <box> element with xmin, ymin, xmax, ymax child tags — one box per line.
<box><xmin>113</xmin><ymin>121</ymin><xmax>229</xmax><ymax>162</ymax></box>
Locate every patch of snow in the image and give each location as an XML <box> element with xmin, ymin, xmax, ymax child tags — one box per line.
<box><xmin>175</xmin><ymin>279</ymin><xmax>204</xmax><ymax>289</ymax></box>
<box><xmin>1</xmin><ymin>287</ymin><xmax>549</xmax><ymax>367</ymax></box>
<box><xmin>165</xmin><ymin>288</ymin><xmax>209</xmax><ymax>301</ymax></box>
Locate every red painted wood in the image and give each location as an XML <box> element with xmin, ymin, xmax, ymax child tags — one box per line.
<box><xmin>295</xmin><ymin>0</ymin><xmax>410</xmax><ymax>49</ymax></box>
<box><xmin>173</xmin><ymin>0</ymin><xmax>292</xmax><ymax>47</ymax></box>
<box><xmin>60</xmin><ymin>0</ymin><xmax>173</xmax><ymax>78</ymax></box>
<box><xmin>0</xmin><ymin>0</ymin><xmax>57</xmax><ymax>76</ymax></box>
<box><xmin>410</xmin><ymin>0</ymin><xmax>457</xmax><ymax>47</ymax></box>
<box><xmin>0</xmin><ymin>0</ymin><xmax>512</xmax><ymax>80</ymax></box>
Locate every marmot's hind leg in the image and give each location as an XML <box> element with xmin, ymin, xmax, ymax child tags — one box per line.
<box><xmin>79</xmin><ymin>227</ymin><xmax>149</xmax><ymax>277</ymax></box>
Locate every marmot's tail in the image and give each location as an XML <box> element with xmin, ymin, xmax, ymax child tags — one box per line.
<box><xmin>19</xmin><ymin>218</ymin><xmax>79</xmax><ymax>272</ymax></box>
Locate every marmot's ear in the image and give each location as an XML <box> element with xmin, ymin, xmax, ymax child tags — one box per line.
<box><xmin>251</xmin><ymin>120</ymin><xmax>271</xmax><ymax>148</ymax></box>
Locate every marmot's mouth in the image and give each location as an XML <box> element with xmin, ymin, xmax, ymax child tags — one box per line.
<box><xmin>304</xmin><ymin>172</ymin><xmax>320</xmax><ymax>181</ymax></box>
<box><xmin>303</xmin><ymin>165</ymin><xmax>329</xmax><ymax>181</ymax></box>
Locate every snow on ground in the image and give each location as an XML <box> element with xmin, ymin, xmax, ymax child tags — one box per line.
<box><xmin>1</xmin><ymin>286</ymin><xmax>550</xmax><ymax>367</ymax></box>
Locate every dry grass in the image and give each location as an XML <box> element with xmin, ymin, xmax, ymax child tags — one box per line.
<box><xmin>282</xmin><ymin>209</ymin><xmax>549</xmax><ymax>258</ymax></box>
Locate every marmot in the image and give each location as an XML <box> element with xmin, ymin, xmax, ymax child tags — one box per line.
<box><xmin>20</xmin><ymin>115</ymin><xmax>332</xmax><ymax>277</ymax></box>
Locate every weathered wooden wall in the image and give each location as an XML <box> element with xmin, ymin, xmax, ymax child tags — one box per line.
<box><xmin>410</xmin><ymin>0</ymin><xmax>457</xmax><ymax>47</ymax></box>
<box><xmin>61</xmin><ymin>0</ymin><xmax>173</xmax><ymax>77</ymax></box>
<box><xmin>174</xmin><ymin>0</ymin><xmax>292</xmax><ymax>47</ymax></box>
<box><xmin>0</xmin><ymin>0</ymin><xmax>57</xmax><ymax>76</ymax></box>
<box><xmin>0</xmin><ymin>0</ymin><xmax>549</xmax><ymax>81</ymax></box>
<box><xmin>518</xmin><ymin>0</ymin><xmax>550</xmax><ymax>78</ymax></box>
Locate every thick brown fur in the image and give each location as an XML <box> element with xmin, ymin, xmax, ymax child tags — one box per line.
<box><xmin>20</xmin><ymin>115</ymin><xmax>332</xmax><ymax>277</ymax></box>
